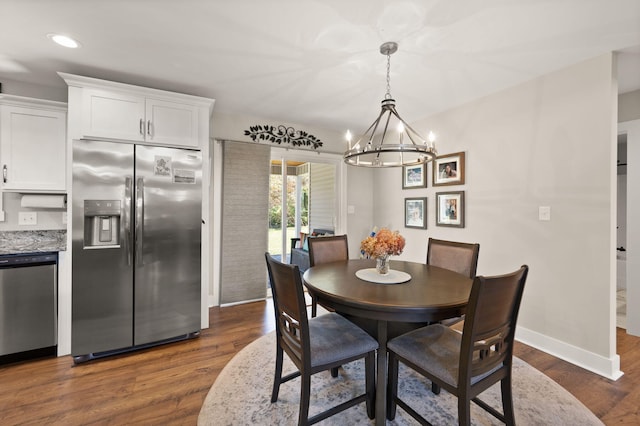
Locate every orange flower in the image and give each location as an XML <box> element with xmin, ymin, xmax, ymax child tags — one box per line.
<box><xmin>360</xmin><ymin>228</ymin><xmax>405</xmax><ymax>258</ymax></box>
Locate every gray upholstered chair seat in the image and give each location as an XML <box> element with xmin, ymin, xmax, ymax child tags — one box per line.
<box><xmin>309</xmin><ymin>313</ymin><xmax>378</xmax><ymax>368</ymax></box>
<box><xmin>387</xmin><ymin>324</ymin><xmax>500</xmax><ymax>388</ymax></box>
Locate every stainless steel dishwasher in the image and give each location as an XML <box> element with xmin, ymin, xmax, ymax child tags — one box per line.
<box><xmin>0</xmin><ymin>252</ymin><xmax>57</xmax><ymax>363</ymax></box>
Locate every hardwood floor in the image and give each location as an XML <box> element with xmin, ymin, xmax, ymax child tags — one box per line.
<box><xmin>0</xmin><ymin>300</ymin><xmax>637</xmax><ymax>425</ymax></box>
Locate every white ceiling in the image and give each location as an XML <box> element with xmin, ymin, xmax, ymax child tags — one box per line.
<box><xmin>1</xmin><ymin>0</ymin><xmax>639</xmax><ymax>134</ymax></box>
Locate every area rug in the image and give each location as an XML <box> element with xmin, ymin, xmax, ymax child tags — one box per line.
<box><xmin>198</xmin><ymin>331</ymin><xmax>603</xmax><ymax>425</ymax></box>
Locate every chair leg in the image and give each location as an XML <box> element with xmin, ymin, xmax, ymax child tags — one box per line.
<box><xmin>331</xmin><ymin>367</ymin><xmax>339</xmax><ymax>377</ymax></box>
<box><xmin>431</xmin><ymin>382</ymin><xmax>441</xmax><ymax>395</ymax></box>
<box><xmin>501</xmin><ymin>374</ymin><xmax>516</xmax><ymax>426</ymax></box>
<box><xmin>365</xmin><ymin>351</ymin><xmax>376</xmax><ymax>419</ymax></box>
<box><xmin>458</xmin><ymin>395</ymin><xmax>471</xmax><ymax>426</ymax></box>
<box><xmin>271</xmin><ymin>345</ymin><xmax>284</xmax><ymax>403</ymax></box>
<box><xmin>386</xmin><ymin>352</ymin><xmax>399</xmax><ymax>420</ymax></box>
<box><xmin>299</xmin><ymin>373</ymin><xmax>312</xmax><ymax>426</ymax></box>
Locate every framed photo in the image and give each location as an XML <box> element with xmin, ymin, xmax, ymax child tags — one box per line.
<box><xmin>436</xmin><ymin>191</ymin><xmax>465</xmax><ymax>228</ymax></box>
<box><xmin>402</xmin><ymin>164</ymin><xmax>427</xmax><ymax>189</ymax></box>
<box><xmin>405</xmin><ymin>197</ymin><xmax>427</xmax><ymax>229</ymax></box>
<box><xmin>433</xmin><ymin>151</ymin><xmax>465</xmax><ymax>186</ymax></box>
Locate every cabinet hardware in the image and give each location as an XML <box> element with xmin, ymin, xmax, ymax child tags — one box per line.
<box><xmin>124</xmin><ymin>177</ymin><xmax>133</xmax><ymax>266</ymax></box>
<box><xmin>3</xmin><ymin>165</ymin><xmax>6</xmax><ymax>183</ymax></box>
<box><xmin>147</xmin><ymin>120</ymin><xmax>153</xmax><ymax>138</ymax></box>
<box><xmin>135</xmin><ymin>177</ymin><xmax>144</xmax><ymax>266</ymax></box>
<box><xmin>139</xmin><ymin>119</ymin><xmax>144</xmax><ymax>136</ymax></box>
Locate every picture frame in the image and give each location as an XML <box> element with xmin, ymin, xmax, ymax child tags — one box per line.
<box><xmin>436</xmin><ymin>191</ymin><xmax>465</xmax><ymax>228</ymax></box>
<box><xmin>433</xmin><ymin>151</ymin><xmax>465</xmax><ymax>186</ymax></box>
<box><xmin>405</xmin><ymin>197</ymin><xmax>427</xmax><ymax>229</ymax></box>
<box><xmin>402</xmin><ymin>164</ymin><xmax>427</xmax><ymax>189</ymax></box>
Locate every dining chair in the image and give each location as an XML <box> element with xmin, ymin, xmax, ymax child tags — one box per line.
<box><xmin>426</xmin><ymin>237</ymin><xmax>480</xmax><ymax>279</ymax></box>
<box><xmin>307</xmin><ymin>234</ymin><xmax>349</xmax><ymax>317</ymax></box>
<box><xmin>426</xmin><ymin>237</ymin><xmax>480</xmax><ymax>344</ymax></box>
<box><xmin>265</xmin><ymin>253</ymin><xmax>378</xmax><ymax>426</ymax></box>
<box><xmin>386</xmin><ymin>265</ymin><xmax>529</xmax><ymax>426</ymax></box>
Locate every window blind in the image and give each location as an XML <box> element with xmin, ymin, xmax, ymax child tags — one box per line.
<box><xmin>220</xmin><ymin>141</ymin><xmax>270</xmax><ymax>304</ymax></box>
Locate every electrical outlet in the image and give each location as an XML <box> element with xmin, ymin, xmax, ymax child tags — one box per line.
<box><xmin>18</xmin><ymin>211</ymin><xmax>37</xmax><ymax>225</ymax></box>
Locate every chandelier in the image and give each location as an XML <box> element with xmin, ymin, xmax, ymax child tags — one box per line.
<box><xmin>343</xmin><ymin>42</ymin><xmax>437</xmax><ymax>167</ymax></box>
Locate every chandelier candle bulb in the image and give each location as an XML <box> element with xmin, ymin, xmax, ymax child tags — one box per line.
<box><xmin>428</xmin><ymin>131</ymin><xmax>436</xmax><ymax>148</ymax></box>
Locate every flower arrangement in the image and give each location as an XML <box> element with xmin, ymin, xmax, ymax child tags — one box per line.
<box><xmin>360</xmin><ymin>228</ymin><xmax>406</xmax><ymax>259</ymax></box>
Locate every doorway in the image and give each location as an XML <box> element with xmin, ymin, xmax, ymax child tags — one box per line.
<box><xmin>619</xmin><ymin>119</ymin><xmax>640</xmax><ymax>336</ymax></box>
<box><xmin>617</xmin><ymin>133</ymin><xmax>627</xmax><ymax>329</ymax></box>
<box><xmin>268</xmin><ymin>159</ymin><xmax>309</xmax><ymax>263</ymax></box>
<box><xmin>267</xmin><ymin>148</ymin><xmax>345</xmax><ymax>267</ymax></box>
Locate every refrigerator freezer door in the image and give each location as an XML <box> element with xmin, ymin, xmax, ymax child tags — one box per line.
<box><xmin>72</xmin><ymin>140</ymin><xmax>134</xmax><ymax>356</ymax></box>
<box><xmin>133</xmin><ymin>145</ymin><xmax>202</xmax><ymax>345</ymax></box>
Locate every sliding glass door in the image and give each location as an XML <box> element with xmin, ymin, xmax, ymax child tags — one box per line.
<box><xmin>268</xmin><ymin>160</ymin><xmax>309</xmax><ymax>263</ymax></box>
<box><xmin>269</xmin><ymin>149</ymin><xmax>343</xmax><ymax>265</ymax></box>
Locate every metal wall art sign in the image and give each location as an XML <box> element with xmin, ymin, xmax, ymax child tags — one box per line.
<box><xmin>244</xmin><ymin>125</ymin><xmax>323</xmax><ymax>149</ymax></box>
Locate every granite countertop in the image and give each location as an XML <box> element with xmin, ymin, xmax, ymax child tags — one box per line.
<box><xmin>0</xmin><ymin>230</ymin><xmax>67</xmax><ymax>255</ymax></box>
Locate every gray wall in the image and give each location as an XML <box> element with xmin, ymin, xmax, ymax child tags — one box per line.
<box><xmin>619</xmin><ymin>89</ymin><xmax>640</xmax><ymax>123</ymax></box>
<box><xmin>370</xmin><ymin>53</ymin><xmax>620</xmax><ymax>377</ymax></box>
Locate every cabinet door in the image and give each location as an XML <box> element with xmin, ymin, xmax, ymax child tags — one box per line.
<box><xmin>82</xmin><ymin>89</ymin><xmax>146</xmax><ymax>142</ymax></box>
<box><xmin>0</xmin><ymin>105</ymin><xmax>67</xmax><ymax>191</ymax></box>
<box><xmin>145</xmin><ymin>98</ymin><xmax>200</xmax><ymax>147</ymax></box>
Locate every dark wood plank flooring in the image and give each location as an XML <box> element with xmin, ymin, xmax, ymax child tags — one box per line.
<box><xmin>0</xmin><ymin>300</ymin><xmax>636</xmax><ymax>425</ymax></box>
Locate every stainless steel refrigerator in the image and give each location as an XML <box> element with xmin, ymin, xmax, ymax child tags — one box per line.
<box><xmin>71</xmin><ymin>139</ymin><xmax>201</xmax><ymax>362</ymax></box>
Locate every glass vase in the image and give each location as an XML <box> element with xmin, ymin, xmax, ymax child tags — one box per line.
<box><xmin>376</xmin><ymin>254</ymin><xmax>390</xmax><ymax>275</ymax></box>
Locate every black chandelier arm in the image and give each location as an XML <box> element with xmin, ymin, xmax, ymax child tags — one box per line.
<box><xmin>244</xmin><ymin>124</ymin><xmax>323</xmax><ymax>149</ymax></box>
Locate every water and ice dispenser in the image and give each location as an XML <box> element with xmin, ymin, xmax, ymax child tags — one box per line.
<box><xmin>84</xmin><ymin>200</ymin><xmax>121</xmax><ymax>248</ymax></box>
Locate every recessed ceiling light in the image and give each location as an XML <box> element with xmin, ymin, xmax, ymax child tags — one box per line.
<box><xmin>47</xmin><ymin>33</ymin><xmax>81</xmax><ymax>48</ymax></box>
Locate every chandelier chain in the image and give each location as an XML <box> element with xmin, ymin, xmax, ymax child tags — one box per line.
<box><xmin>385</xmin><ymin>51</ymin><xmax>392</xmax><ymax>100</ymax></box>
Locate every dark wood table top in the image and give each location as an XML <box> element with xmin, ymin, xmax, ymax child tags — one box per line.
<box><xmin>303</xmin><ymin>259</ymin><xmax>473</xmax><ymax>323</ymax></box>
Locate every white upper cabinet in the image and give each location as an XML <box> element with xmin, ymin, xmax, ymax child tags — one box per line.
<box><xmin>82</xmin><ymin>89</ymin><xmax>146</xmax><ymax>142</ymax></box>
<box><xmin>145</xmin><ymin>98</ymin><xmax>200</xmax><ymax>146</ymax></box>
<box><xmin>0</xmin><ymin>96</ymin><xmax>67</xmax><ymax>192</ymax></box>
<box><xmin>61</xmin><ymin>73</ymin><xmax>214</xmax><ymax>148</ymax></box>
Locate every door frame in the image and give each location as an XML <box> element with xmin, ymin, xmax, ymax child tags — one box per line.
<box><xmin>619</xmin><ymin>119</ymin><xmax>640</xmax><ymax>336</ymax></box>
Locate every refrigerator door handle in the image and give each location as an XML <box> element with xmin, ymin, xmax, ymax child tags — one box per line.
<box><xmin>124</xmin><ymin>177</ymin><xmax>133</xmax><ymax>266</ymax></box>
<box><xmin>135</xmin><ymin>177</ymin><xmax>144</xmax><ymax>266</ymax></box>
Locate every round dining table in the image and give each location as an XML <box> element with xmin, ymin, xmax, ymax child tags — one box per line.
<box><xmin>302</xmin><ymin>258</ymin><xmax>473</xmax><ymax>426</ymax></box>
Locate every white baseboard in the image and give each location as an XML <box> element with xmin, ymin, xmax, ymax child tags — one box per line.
<box><xmin>516</xmin><ymin>325</ymin><xmax>624</xmax><ymax>380</ymax></box>
<box><xmin>220</xmin><ymin>297</ymin><xmax>266</xmax><ymax>308</ymax></box>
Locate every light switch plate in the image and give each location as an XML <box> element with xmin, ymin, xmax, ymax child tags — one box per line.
<box><xmin>538</xmin><ymin>206</ymin><xmax>551</xmax><ymax>221</ymax></box>
<box><xmin>19</xmin><ymin>211</ymin><xmax>38</xmax><ymax>225</ymax></box>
